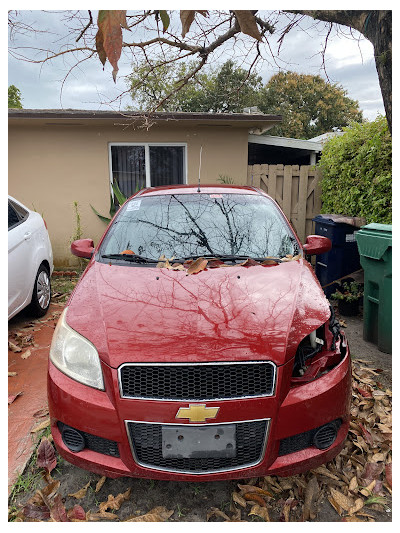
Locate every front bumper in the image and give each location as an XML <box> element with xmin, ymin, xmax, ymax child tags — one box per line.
<box><xmin>48</xmin><ymin>347</ymin><xmax>351</xmax><ymax>481</ymax></box>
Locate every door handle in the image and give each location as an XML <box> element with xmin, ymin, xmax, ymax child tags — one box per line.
<box><xmin>24</xmin><ymin>232</ymin><xmax>32</xmax><ymax>240</ymax></box>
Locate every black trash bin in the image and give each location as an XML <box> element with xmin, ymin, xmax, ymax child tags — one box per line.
<box><xmin>313</xmin><ymin>214</ymin><xmax>363</xmax><ymax>297</ymax></box>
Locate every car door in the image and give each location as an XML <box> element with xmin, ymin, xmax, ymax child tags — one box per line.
<box><xmin>8</xmin><ymin>200</ymin><xmax>34</xmax><ymax>317</ymax></box>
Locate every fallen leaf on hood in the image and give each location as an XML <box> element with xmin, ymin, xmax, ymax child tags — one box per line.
<box><xmin>8</xmin><ymin>391</ymin><xmax>23</xmax><ymax>404</ymax></box>
<box><xmin>21</xmin><ymin>349</ymin><xmax>32</xmax><ymax>359</ymax></box>
<box><xmin>31</xmin><ymin>418</ymin><xmax>50</xmax><ymax>433</ymax></box>
<box><xmin>249</xmin><ymin>504</ymin><xmax>270</xmax><ymax>521</ymax></box>
<box><xmin>99</xmin><ymin>488</ymin><xmax>131</xmax><ymax>512</ymax></box>
<box><xmin>68</xmin><ymin>481</ymin><xmax>91</xmax><ymax>500</ymax></box>
<box><xmin>238</xmin><ymin>258</ymin><xmax>260</xmax><ymax>267</ymax></box>
<box><xmin>186</xmin><ymin>257</ymin><xmax>208</xmax><ymax>275</ymax></box>
<box><xmin>124</xmin><ymin>506</ymin><xmax>174</xmax><ymax>522</ymax></box>
<box><xmin>95</xmin><ymin>476</ymin><xmax>107</xmax><ymax>492</ymax></box>
<box><xmin>8</xmin><ymin>371</ymin><xmax>17</xmax><ymax>377</ymax></box>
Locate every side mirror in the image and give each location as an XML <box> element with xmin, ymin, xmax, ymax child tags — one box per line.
<box><xmin>303</xmin><ymin>235</ymin><xmax>332</xmax><ymax>255</ymax></box>
<box><xmin>71</xmin><ymin>239</ymin><xmax>95</xmax><ymax>259</ymax></box>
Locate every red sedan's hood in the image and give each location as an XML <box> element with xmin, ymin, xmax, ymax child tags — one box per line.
<box><xmin>66</xmin><ymin>259</ymin><xmax>330</xmax><ymax>368</ymax></box>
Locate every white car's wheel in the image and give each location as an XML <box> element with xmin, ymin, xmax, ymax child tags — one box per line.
<box><xmin>29</xmin><ymin>264</ymin><xmax>51</xmax><ymax>317</ymax></box>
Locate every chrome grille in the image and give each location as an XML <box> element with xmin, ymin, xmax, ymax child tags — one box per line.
<box><xmin>119</xmin><ymin>361</ymin><xmax>276</xmax><ymax>400</ymax></box>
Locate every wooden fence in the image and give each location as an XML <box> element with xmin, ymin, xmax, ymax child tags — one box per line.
<box><xmin>247</xmin><ymin>164</ymin><xmax>322</xmax><ymax>244</ymax></box>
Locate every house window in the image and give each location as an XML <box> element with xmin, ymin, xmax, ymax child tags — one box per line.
<box><xmin>110</xmin><ymin>143</ymin><xmax>186</xmax><ymax>197</ymax></box>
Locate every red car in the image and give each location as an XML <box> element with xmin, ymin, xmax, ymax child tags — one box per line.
<box><xmin>48</xmin><ymin>185</ymin><xmax>351</xmax><ymax>481</ymax></box>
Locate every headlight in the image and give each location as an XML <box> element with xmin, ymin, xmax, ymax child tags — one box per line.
<box><xmin>50</xmin><ymin>308</ymin><xmax>104</xmax><ymax>390</ymax></box>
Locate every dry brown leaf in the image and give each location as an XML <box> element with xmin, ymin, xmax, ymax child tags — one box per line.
<box><xmin>68</xmin><ymin>481</ymin><xmax>91</xmax><ymax>500</ymax></box>
<box><xmin>99</xmin><ymin>488</ymin><xmax>131</xmax><ymax>512</ymax></box>
<box><xmin>237</xmin><ymin>484</ymin><xmax>273</xmax><ymax>497</ymax></box>
<box><xmin>87</xmin><ymin>511</ymin><xmax>118</xmax><ymax>521</ymax></box>
<box><xmin>328</xmin><ymin>496</ymin><xmax>343</xmax><ymax>516</ymax></box>
<box><xmin>330</xmin><ymin>488</ymin><xmax>354</xmax><ymax>512</ymax></box>
<box><xmin>95</xmin><ymin>476</ymin><xmax>107</xmax><ymax>493</ymax></box>
<box><xmin>360</xmin><ymin>480</ymin><xmax>376</xmax><ymax>497</ymax></box>
<box><xmin>312</xmin><ymin>466</ymin><xmax>340</xmax><ymax>480</ymax></box>
<box><xmin>232</xmin><ymin>492</ymin><xmax>247</xmax><ymax>508</ymax></box>
<box><xmin>348</xmin><ymin>498</ymin><xmax>364</xmax><ymax>515</ymax></box>
<box><xmin>8</xmin><ymin>340</ymin><xmax>22</xmax><ymax>352</ymax></box>
<box><xmin>31</xmin><ymin>418</ymin><xmax>50</xmax><ymax>433</ymax></box>
<box><xmin>303</xmin><ymin>476</ymin><xmax>319</xmax><ymax>521</ymax></box>
<box><xmin>234</xmin><ymin>11</ymin><xmax>263</xmax><ymax>41</ymax></box>
<box><xmin>180</xmin><ymin>10</ymin><xmax>207</xmax><ymax>38</ymax></box>
<box><xmin>124</xmin><ymin>506</ymin><xmax>173</xmax><ymax>522</ymax></box>
<box><xmin>206</xmin><ymin>507</ymin><xmax>231</xmax><ymax>522</ymax></box>
<box><xmin>243</xmin><ymin>493</ymin><xmax>266</xmax><ymax>507</ymax></box>
<box><xmin>348</xmin><ymin>476</ymin><xmax>358</xmax><ymax>492</ymax></box>
<box><xmin>21</xmin><ymin>349</ymin><xmax>32</xmax><ymax>359</ymax></box>
<box><xmin>186</xmin><ymin>257</ymin><xmax>208</xmax><ymax>275</ymax></box>
<box><xmin>249</xmin><ymin>504</ymin><xmax>270</xmax><ymax>521</ymax></box>
<box><xmin>8</xmin><ymin>371</ymin><xmax>17</xmax><ymax>377</ymax></box>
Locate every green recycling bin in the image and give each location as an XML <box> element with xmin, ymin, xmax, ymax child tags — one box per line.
<box><xmin>355</xmin><ymin>223</ymin><xmax>392</xmax><ymax>353</ymax></box>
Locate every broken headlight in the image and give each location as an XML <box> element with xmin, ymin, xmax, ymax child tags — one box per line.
<box><xmin>292</xmin><ymin>326</ymin><xmax>325</xmax><ymax>377</ymax></box>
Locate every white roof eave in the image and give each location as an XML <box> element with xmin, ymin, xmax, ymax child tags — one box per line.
<box><xmin>248</xmin><ymin>133</ymin><xmax>322</xmax><ymax>152</ymax></box>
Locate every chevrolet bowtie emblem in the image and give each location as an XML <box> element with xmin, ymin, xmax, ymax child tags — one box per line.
<box><xmin>176</xmin><ymin>404</ymin><xmax>220</xmax><ymax>423</ymax></box>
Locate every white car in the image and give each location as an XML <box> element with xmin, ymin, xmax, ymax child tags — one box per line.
<box><xmin>8</xmin><ymin>195</ymin><xmax>54</xmax><ymax>320</ymax></box>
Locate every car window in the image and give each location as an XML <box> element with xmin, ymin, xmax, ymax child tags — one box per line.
<box><xmin>100</xmin><ymin>193</ymin><xmax>299</xmax><ymax>261</ymax></box>
<box><xmin>8</xmin><ymin>200</ymin><xmax>28</xmax><ymax>230</ymax></box>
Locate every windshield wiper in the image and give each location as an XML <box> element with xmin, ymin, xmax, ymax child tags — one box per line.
<box><xmin>178</xmin><ymin>254</ymin><xmax>282</xmax><ymax>263</ymax></box>
<box><xmin>101</xmin><ymin>253</ymin><xmax>159</xmax><ymax>264</ymax></box>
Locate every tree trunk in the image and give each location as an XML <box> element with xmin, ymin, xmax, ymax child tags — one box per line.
<box><xmin>287</xmin><ymin>11</ymin><xmax>392</xmax><ymax>133</ymax></box>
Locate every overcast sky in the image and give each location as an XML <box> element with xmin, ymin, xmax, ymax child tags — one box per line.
<box><xmin>8</xmin><ymin>9</ymin><xmax>385</xmax><ymax>121</ymax></box>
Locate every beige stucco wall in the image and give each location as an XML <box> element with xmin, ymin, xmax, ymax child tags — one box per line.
<box><xmin>8</xmin><ymin>121</ymin><xmax>250</xmax><ymax>266</ymax></box>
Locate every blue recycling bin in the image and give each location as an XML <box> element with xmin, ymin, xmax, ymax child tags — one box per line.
<box><xmin>313</xmin><ymin>215</ymin><xmax>362</xmax><ymax>297</ymax></box>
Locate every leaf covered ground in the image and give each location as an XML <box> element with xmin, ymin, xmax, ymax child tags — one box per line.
<box><xmin>9</xmin><ymin>357</ymin><xmax>392</xmax><ymax>523</ymax></box>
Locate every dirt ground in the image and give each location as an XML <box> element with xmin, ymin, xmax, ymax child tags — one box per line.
<box><xmin>8</xmin><ymin>279</ymin><xmax>392</xmax><ymax>523</ymax></box>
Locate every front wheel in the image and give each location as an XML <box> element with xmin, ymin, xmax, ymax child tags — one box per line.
<box><xmin>29</xmin><ymin>264</ymin><xmax>51</xmax><ymax>317</ymax></box>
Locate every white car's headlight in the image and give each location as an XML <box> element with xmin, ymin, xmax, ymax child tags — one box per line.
<box><xmin>50</xmin><ymin>308</ymin><xmax>104</xmax><ymax>390</ymax></box>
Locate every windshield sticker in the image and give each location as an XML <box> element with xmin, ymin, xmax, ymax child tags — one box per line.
<box><xmin>126</xmin><ymin>200</ymin><xmax>141</xmax><ymax>211</ymax></box>
<box><xmin>209</xmin><ymin>194</ymin><xmax>223</xmax><ymax>198</ymax></box>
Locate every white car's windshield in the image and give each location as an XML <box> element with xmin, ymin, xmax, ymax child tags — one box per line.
<box><xmin>100</xmin><ymin>193</ymin><xmax>299</xmax><ymax>261</ymax></box>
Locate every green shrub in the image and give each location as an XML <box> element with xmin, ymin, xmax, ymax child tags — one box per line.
<box><xmin>318</xmin><ymin>116</ymin><xmax>391</xmax><ymax>224</ymax></box>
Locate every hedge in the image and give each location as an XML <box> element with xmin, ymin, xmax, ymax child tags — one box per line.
<box><xmin>318</xmin><ymin>116</ymin><xmax>391</xmax><ymax>224</ymax></box>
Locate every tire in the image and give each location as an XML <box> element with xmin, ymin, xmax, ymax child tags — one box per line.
<box><xmin>29</xmin><ymin>264</ymin><xmax>51</xmax><ymax>317</ymax></box>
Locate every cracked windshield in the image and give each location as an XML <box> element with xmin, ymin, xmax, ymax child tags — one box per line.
<box><xmin>100</xmin><ymin>193</ymin><xmax>299</xmax><ymax>261</ymax></box>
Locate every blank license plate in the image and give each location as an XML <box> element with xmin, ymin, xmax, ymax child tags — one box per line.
<box><xmin>162</xmin><ymin>425</ymin><xmax>236</xmax><ymax>459</ymax></box>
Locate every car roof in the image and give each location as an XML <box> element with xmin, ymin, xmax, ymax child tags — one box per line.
<box><xmin>136</xmin><ymin>184</ymin><xmax>262</xmax><ymax>197</ymax></box>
